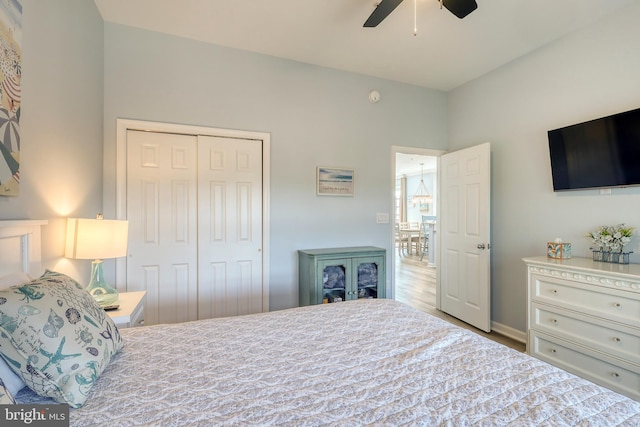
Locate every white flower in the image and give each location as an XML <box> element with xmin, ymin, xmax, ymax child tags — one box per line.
<box><xmin>587</xmin><ymin>224</ymin><xmax>635</xmax><ymax>253</ymax></box>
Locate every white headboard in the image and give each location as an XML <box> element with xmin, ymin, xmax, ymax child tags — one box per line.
<box><xmin>0</xmin><ymin>220</ymin><xmax>48</xmax><ymax>278</ymax></box>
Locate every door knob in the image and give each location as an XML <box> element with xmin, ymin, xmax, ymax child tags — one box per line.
<box><xmin>477</xmin><ymin>243</ymin><xmax>486</xmax><ymax>249</ymax></box>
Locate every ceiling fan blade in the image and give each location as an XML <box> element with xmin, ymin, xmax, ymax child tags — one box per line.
<box><xmin>441</xmin><ymin>0</ymin><xmax>477</xmax><ymax>19</ymax></box>
<box><xmin>363</xmin><ymin>0</ymin><xmax>404</xmax><ymax>27</ymax></box>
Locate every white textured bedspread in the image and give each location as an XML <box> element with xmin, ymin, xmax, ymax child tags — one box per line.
<box><xmin>17</xmin><ymin>299</ymin><xmax>640</xmax><ymax>426</ymax></box>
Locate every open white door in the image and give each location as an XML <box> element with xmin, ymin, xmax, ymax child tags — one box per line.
<box><xmin>439</xmin><ymin>143</ymin><xmax>491</xmax><ymax>332</ymax></box>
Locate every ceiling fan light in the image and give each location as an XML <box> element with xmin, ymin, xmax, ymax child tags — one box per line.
<box><xmin>363</xmin><ymin>0</ymin><xmax>478</xmax><ymax>29</ymax></box>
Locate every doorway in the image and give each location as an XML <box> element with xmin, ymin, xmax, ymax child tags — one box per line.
<box><xmin>391</xmin><ymin>146</ymin><xmax>443</xmax><ymax>311</ymax></box>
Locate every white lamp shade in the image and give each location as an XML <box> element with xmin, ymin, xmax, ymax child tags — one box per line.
<box><xmin>65</xmin><ymin>218</ymin><xmax>129</xmax><ymax>260</ymax></box>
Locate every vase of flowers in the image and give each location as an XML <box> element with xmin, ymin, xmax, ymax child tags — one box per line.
<box><xmin>586</xmin><ymin>224</ymin><xmax>634</xmax><ymax>264</ymax></box>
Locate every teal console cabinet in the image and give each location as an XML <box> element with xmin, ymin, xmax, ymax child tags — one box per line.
<box><xmin>298</xmin><ymin>246</ymin><xmax>386</xmax><ymax>306</ymax></box>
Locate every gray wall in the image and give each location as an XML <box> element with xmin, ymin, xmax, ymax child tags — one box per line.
<box><xmin>101</xmin><ymin>23</ymin><xmax>448</xmax><ymax>311</ymax></box>
<box><xmin>1</xmin><ymin>0</ymin><xmax>103</xmax><ymax>281</ymax></box>
<box><xmin>448</xmin><ymin>1</ymin><xmax>640</xmax><ymax>332</ymax></box>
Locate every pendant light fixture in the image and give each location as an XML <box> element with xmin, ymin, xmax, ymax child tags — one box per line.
<box><xmin>411</xmin><ymin>162</ymin><xmax>432</xmax><ymax>205</ymax></box>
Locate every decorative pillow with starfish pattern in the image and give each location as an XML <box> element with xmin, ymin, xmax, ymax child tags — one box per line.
<box><xmin>0</xmin><ymin>377</ymin><xmax>16</xmax><ymax>404</ymax></box>
<box><xmin>0</xmin><ymin>270</ymin><xmax>123</xmax><ymax>408</ymax></box>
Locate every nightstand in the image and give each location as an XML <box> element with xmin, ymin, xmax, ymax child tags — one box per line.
<box><xmin>107</xmin><ymin>291</ymin><xmax>146</xmax><ymax>329</ymax></box>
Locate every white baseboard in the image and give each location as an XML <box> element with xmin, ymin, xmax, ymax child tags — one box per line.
<box><xmin>491</xmin><ymin>321</ymin><xmax>527</xmax><ymax>344</ymax></box>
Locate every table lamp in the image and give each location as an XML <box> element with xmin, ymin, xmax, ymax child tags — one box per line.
<box><xmin>65</xmin><ymin>215</ymin><xmax>129</xmax><ymax>308</ymax></box>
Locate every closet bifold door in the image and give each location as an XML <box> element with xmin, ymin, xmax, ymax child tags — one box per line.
<box><xmin>125</xmin><ymin>130</ymin><xmax>199</xmax><ymax>325</ymax></box>
<box><xmin>197</xmin><ymin>135</ymin><xmax>264</xmax><ymax>319</ymax></box>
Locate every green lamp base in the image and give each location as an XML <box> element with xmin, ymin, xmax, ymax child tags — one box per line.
<box><xmin>86</xmin><ymin>259</ymin><xmax>119</xmax><ymax>308</ymax></box>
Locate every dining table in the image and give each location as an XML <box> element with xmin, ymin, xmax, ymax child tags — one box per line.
<box><xmin>399</xmin><ymin>225</ymin><xmax>421</xmax><ymax>255</ymax></box>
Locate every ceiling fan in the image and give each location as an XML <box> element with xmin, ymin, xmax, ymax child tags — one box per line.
<box><xmin>364</xmin><ymin>0</ymin><xmax>478</xmax><ymax>27</ymax></box>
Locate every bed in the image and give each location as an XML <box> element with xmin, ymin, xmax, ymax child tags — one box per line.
<box><xmin>2</xmin><ymin>221</ymin><xmax>640</xmax><ymax>426</ymax></box>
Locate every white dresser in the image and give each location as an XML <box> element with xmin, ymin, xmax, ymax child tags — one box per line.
<box><xmin>523</xmin><ymin>256</ymin><xmax>640</xmax><ymax>400</ymax></box>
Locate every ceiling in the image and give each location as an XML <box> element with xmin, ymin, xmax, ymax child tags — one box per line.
<box><xmin>396</xmin><ymin>153</ymin><xmax>436</xmax><ymax>177</ymax></box>
<box><xmin>94</xmin><ymin>0</ymin><xmax>633</xmax><ymax>91</ymax></box>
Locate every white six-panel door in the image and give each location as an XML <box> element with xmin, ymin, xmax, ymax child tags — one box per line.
<box><xmin>440</xmin><ymin>143</ymin><xmax>491</xmax><ymax>332</ymax></box>
<box><xmin>197</xmin><ymin>136</ymin><xmax>263</xmax><ymax>318</ymax></box>
<box><xmin>126</xmin><ymin>130</ymin><xmax>199</xmax><ymax>325</ymax></box>
<box><xmin>125</xmin><ymin>129</ymin><xmax>264</xmax><ymax>324</ymax></box>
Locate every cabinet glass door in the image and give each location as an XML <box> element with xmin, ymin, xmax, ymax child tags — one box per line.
<box><xmin>356</xmin><ymin>257</ymin><xmax>381</xmax><ymax>299</ymax></box>
<box><xmin>319</xmin><ymin>260</ymin><xmax>347</xmax><ymax>303</ymax></box>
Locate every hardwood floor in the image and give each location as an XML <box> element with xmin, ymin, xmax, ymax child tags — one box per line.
<box><xmin>394</xmin><ymin>252</ymin><xmax>526</xmax><ymax>353</ymax></box>
<box><xmin>395</xmin><ymin>252</ymin><xmax>436</xmax><ymax>308</ymax></box>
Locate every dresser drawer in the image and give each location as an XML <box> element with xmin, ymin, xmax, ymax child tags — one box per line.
<box><xmin>531</xmin><ymin>303</ymin><xmax>640</xmax><ymax>365</ymax></box>
<box><xmin>529</xmin><ymin>330</ymin><xmax>640</xmax><ymax>400</ymax></box>
<box><xmin>530</xmin><ymin>273</ymin><xmax>640</xmax><ymax>328</ymax></box>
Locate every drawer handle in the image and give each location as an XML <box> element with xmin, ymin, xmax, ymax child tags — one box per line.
<box><xmin>550</xmin><ymin>348</ymin><xmax>557</xmax><ymax>353</ymax></box>
<box><xmin>613</xmin><ymin>302</ymin><xmax>622</xmax><ymax>309</ymax></box>
<box><xmin>551</xmin><ymin>289</ymin><xmax>558</xmax><ymax>295</ymax></box>
<box><xmin>612</xmin><ymin>372</ymin><xmax>621</xmax><ymax>379</ymax></box>
<box><xmin>551</xmin><ymin>319</ymin><xmax>558</xmax><ymax>325</ymax></box>
<box><xmin>613</xmin><ymin>337</ymin><xmax>622</xmax><ymax>343</ymax></box>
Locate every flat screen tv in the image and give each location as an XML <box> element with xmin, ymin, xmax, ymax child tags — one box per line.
<box><xmin>548</xmin><ymin>107</ymin><xmax>640</xmax><ymax>191</ymax></box>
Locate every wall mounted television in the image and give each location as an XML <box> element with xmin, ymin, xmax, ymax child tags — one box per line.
<box><xmin>548</xmin><ymin>107</ymin><xmax>640</xmax><ymax>191</ymax></box>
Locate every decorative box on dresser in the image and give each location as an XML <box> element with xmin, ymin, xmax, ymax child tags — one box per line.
<box><xmin>107</xmin><ymin>291</ymin><xmax>146</xmax><ymax>329</ymax></box>
<box><xmin>523</xmin><ymin>256</ymin><xmax>640</xmax><ymax>400</ymax></box>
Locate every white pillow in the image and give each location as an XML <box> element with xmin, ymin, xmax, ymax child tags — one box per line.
<box><xmin>0</xmin><ymin>271</ymin><xmax>32</xmax><ymax>396</ymax></box>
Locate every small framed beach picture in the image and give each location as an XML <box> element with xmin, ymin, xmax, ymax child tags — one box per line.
<box><xmin>317</xmin><ymin>167</ymin><xmax>354</xmax><ymax>196</ymax></box>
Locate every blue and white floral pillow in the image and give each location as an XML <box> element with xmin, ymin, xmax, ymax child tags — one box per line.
<box><xmin>0</xmin><ymin>270</ymin><xmax>124</xmax><ymax>408</ymax></box>
<box><xmin>0</xmin><ymin>377</ymin><xmax>16</xmax><ymax>404</ymax></box>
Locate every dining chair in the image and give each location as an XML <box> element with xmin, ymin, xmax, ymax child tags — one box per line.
<box><xmin>419</xmin><ymin>221</ymin><xmax>429</xmax><ymax>261</ymax></box>
<box><xmin>410</xmin><ymin>228</ymin><xmax>421</xmax><ymax>255</ymax></box>
<box><xmin>395</xmin><ymin>223</ymin><xmax>409</xmax><ymax>255</ymax></box>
